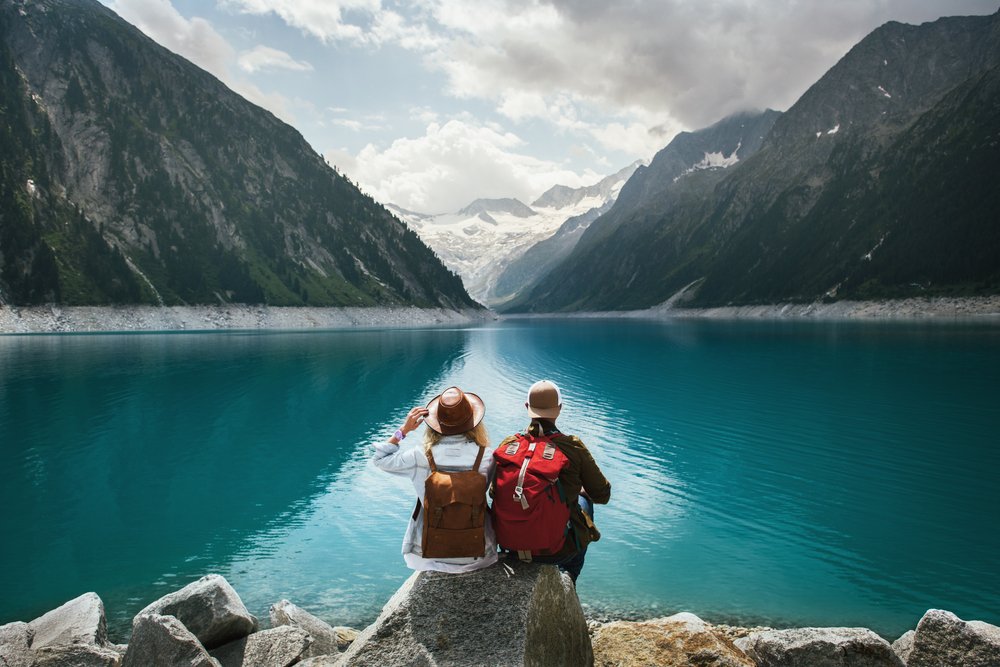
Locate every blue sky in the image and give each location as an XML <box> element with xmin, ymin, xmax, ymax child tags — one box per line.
<box><xmin>100</xmin><ymin>0</ymin><xmax>997</xmax><ymax>213</ymax></box>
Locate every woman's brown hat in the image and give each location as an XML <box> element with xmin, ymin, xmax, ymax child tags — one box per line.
<box><xmin>424</xmin><ymin>386</ymin><xmax>485</xmax><ymax>435</ymax></box>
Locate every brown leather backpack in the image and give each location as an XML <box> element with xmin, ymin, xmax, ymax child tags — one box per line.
<box><xmin>421</xmin><ymin>446</ymin><xmax>488</xmax><ymax>559</ymax></box>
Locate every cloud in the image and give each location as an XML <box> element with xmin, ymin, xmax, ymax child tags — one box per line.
<box><xmin>237</xmin><ymin>45</ymin><xmax>313</xmax><ymax>73</ymax></box>
<box><xmin>329</xmin><ymin>119</ymin><xmax>602</xmax><ymax>213</ymax></box>
<box><xmin>219</xmin><ymin>0</ymin><xmax>437</xmax><ymax>48</ymax></box>
<box><xmin>417</xmin><ymin>0</ymin><xmax>999</xmax><ymax>129</ymax></box>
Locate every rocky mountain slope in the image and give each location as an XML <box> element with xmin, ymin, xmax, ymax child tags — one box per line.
<box><xmin>0</xmin><ymin>0</ymin><xmax>475</xmax><ymax>309</ymax></box>
<box><xmin>391</xmin><ymin>162</ymin><xmax>640</xmax><ymax>305</ymax></box>
<box><xmin>511</xmin><ymin>11</ymin><xmax>1000</xmax><ymax>312</ymax></box>
<box><xmin>498</xmin><ymin>111</ymin><xmax>780</xmax><ymax>311</ymax></box>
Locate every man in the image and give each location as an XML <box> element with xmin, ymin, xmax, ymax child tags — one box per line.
<box><xmin>492</xmin><ymin>379</ymin><xmax>611</xmax><ymax>582</ymax></box>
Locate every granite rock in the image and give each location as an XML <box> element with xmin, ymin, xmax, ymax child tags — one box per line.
<box><xmin>734</xmin><ymin>627</ymin><xmax>903</xmax><ymax>667</ymax></box>
<box><xmin>269</xmin><ymin>599</ymin><xmax>340</xmax><ymax>657</ymax></box>
<box><xmin>209</xmin><ymin>626</ymin><xmax>312</xmax><ymax>667</ymax></box>
<box><xmin>31</xmin><ymin>644</ymin><xmax>122</xmax><ymax>667</ymax></box>
<box><xmin>907</xmin><ymin>609</ymin><xmax>1000</xmax><ymax>667</ymax></box>
<box><xmin>123</xmin><ymin>614</ymin><xmax>220</xmax><ymax>667</ymax></box>
<box><xmin>137</xmin><ymin>575</ymin><xmax>257</xmax><ymax>650</ymax></box>
<box><xmin>0</xmin><ymin>621</ymin><xmax>34</xmax><ymax>667</ymax></box>
<box><xmin>28</xmin><ymin>592</ymin><xmax>109</xmax><ymax>649</ymax></box>
<box><xmin>338</xmin><ymin>560</ymin><xmax>592</xmax><ymax>666</ymax></box>
<box><xmin>592</xmin><ymin>613</ymin><xmax>754</xmax><ymax>667</ymax></box>
<box><xmin>891</xmin><ymin>630</ymin><xmax>915</xmax><ymax>664</ymax></box>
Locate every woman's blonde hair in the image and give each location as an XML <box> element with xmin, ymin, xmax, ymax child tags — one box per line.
<box><xmin>424</xmin><ymin>422</ymin><xmax>490</xmax><ymax>458</ymax></box>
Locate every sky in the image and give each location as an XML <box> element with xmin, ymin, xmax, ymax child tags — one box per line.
<box><xmin>99</xmin><ymin>0</ymin><xmax>998</xmax><ymax>214</ymax></box>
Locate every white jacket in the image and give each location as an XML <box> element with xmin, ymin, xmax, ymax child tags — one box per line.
<box><xmin>372</xmin><ymin>434</ymin><xmax>499</xmax><ymax>573</ymax></box>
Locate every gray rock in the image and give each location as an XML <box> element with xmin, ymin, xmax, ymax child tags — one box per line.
<box><xmin>0</xmin><ymin>621</ymin><xmax>34</xmax><ymax>667</ymax></box>
<box><xmin>269</xmin><ymin>599</ymin><xmax>339</xmax><ymax>657</ymax></box>
<box><xmin>338</xmin><ymin>560</ymin><xmax>592</xmax><ymax>666</ymax></box>
<box><xmin>31</xmin><ymin>644</ymin><xmax>122</xmax><ymax>667</ymax></box>
<box><xmin>137</xmin><ymin>575</ymin><xmax>257</xmax><ymax>650</ymax></box>
<box><xmin>592</xmin><ymin>612</ymin><xmax>754</xmax><ymax>667</ymax></box>
<box><xmin>734</xmin><ymin>627</ymin><xmax>903</xmax><ymax>667</ymax></box>
<box><xmin>28</xmin><ymin>592</ymin><xmax>109</xmax><ymax>649</ymax></box>
<box><xmin>209</xmin><ymin>626</ymin><xmax>312</xmax><ymax>667</ymax></box>
<box><xmin>122</xmin><ymin>614</ymin><xmax>220</xmax><ymax>667</ymax></box>
<box><xmin>907</xmin><ymin>609</ymin><xmax>1000</xmax><ymax>667</ymax></box>
<box><xmin>331</xmin><ymin>626</ymin><xmax>359</xmax><ymax>650</ymax></box>
<box><xmin>891</xmin><ymin>630</ymin><xmax>915</xmax><ymax>664</ymax></box>
<box><xmin>296</xmin><ymin>656</ymin><xmax>342</xmax><ymax>667</ymax></box>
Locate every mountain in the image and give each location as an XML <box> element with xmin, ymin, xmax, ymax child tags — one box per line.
<box><xmin>0</xmin><ymin>0</ymin><xmax>476</xmax><ymax>309</ymax></box>
<box><xmin>458</xmin><ymin>198</ymin><xmax>536</xmax><ymax>219</ymax></box>
<box><xmin>391</xmin><ymin>162</ymin><xmax>640</xmax><ymax>305</ymax></box>
<box><xmin>496</xmin><ymin>115</ymin><xmax>779</xmax><ymax>311</ymax></box>
<box><xmin>532</xmin><ymin>162</ymin><xmax>642</xmax><ymax>209</ymax></box>
<box><xmin>511</xmin><ymin>11</ymin><xmax>1000</xmax><ymax>312</ymax></box>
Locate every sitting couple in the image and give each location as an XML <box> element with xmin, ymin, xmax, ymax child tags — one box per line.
<box><xmin>372</xmin><ymin>380</ymin><xmax>611</xmax><ymax>582</ymax></box>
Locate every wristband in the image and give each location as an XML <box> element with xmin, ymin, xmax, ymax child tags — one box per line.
<box><xmin>394</xmin><ymin>429</ymin><xmax>406</xmax><ymax>441</ymax></box>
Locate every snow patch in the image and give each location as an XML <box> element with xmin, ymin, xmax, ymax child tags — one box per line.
<box><xmin>25</xmin><ymin>179</ymin><xmax>37</xmax><ymax>196</ymax></box>
<box><xmin>674</xmin><ymin>142</ymin><xmax>742</xmax><ymax>181</ymax></box>
<box><xmin>863</xmin><ymin>233</ymin><xmax>888</xmax><ymax>261</ymax></box>
<box><xmin>826</xmin><ymin>124</ymin><xmax>840</xmax><ymax>135</ymax></box>
<box><xmin>878</xmin><ymin>85</ymin><xmax>892</xmax><ymax>99</ymax></box>
<box><xmin>883</xmin><ymin>59</ymin><xmax>888</xmax><ymax>66</ymax></box>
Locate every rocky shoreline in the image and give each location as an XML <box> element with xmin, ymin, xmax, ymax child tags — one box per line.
<box><xmin>3</xmin><ymin>569</ymin><xmax>998</xmax><ymax>666</ymax></box>
<box><xmin>0</xmin><ymin>305</ymin><xmax>494</xmax><ymax>334</ymax></box>
<box><xmin>3</xmin><ymin>295</ymin><xmax>999</xmax><ymax>335</ymax></box>
<box><xmin>652</xmin><ymin>295</ymin><xmax>1000</xmax><ymax>320</ymax></box>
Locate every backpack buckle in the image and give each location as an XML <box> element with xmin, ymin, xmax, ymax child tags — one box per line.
<box><xmin>542</xmin><ymin>443</ymin><xmax>555</xmax><ymax>460</ymax></box>
<box><xmin>505</xmin><ymin>442</ymin><xmax>520</xmax><ymax>455</ymax></box>
<box><xmin>513</xmin><ymin>485</ymin><xmax>524</xmax><ymax>500</ymax></box>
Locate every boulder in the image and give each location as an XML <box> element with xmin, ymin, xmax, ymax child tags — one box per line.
<box><xmin>331</xmin><ymin>626</ymin><xmax>359</xmax><ymax>650</ymax></box>
<box><xmin>296</xmin><ymin>656</ymin><xmax>342</xmax><ymax>666</ymax></box>
<box><xmin>591</xmin><ymin>613</ymin><xmax>754</xmax><ymax>667</ymax></box>
<box><xmin>31</xmin><ymin>644</ymin><xmax>122</xmax><ymax>666</ymax></box>
<box><xmin>891</xmin><ymin>630</ymin><xmax>915</xmax><ymax>663</ymax></box>
<box><xmin>338</xmin><ymin>560</ymin><xmax>592</xmax><ymax>666</ymax></box>
<box><xmin>28</xmin><ymin>592</ymin><xmax>109</xmax><ymax>648</ymax></box>
<box><xmin>209</xmin><ymin>626</ymin><xmax>312</xmax><ymax>667</ymax></box>
<box><xmin>0</xmin><ymin>621</ymin><xmax>34</xmax><ymax>667</ymax></box>
<box><xmin>269</xmin><ymin>599</ymin><xmax>340</xmax><ymax>657</ymax></box>
<box><xmin>122</xmin><ymin>614</ymin><xmax>221</xmax><ymax>667</ymax></box>
<box><xmin>907</xmin><ymin>609</ymin><xmax>1000</xmax><ymax>667</ymax></box>
<box><xmin>137</xmin><ymin>574</ymin><xmax>257</xmax><ymax>650</ymax></box>
<box><xmin>734</xmin><ymin>627</ymin><xmax>903</xmax><ymax>667</ymax></box>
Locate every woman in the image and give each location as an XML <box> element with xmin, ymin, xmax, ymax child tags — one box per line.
<box><xmin>372</xmin><ymin>386</ymin><xmax>498</xmax><ymax>572</ymax></box>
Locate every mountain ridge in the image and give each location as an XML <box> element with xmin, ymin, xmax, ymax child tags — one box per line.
<box><xmin>509</xmin><ymin>11</ymin><xmax>1000</xmax><ymax>312</ymax></box>
<box><xmin>0</xmin><ymin>0</ymin><xmax>477</xmax><ymax>309</ymax></box>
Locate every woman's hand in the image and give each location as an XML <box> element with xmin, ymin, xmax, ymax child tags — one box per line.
<box><xmin>401</xmin><ymin>407</ymin><xmax>428</xmax><ymax>436</ymax></box>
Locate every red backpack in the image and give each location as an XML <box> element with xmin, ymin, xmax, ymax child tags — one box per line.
<box><xmin>492</xmin><ymin>433</ymin><xmax>571</xmax><ymax>561</ymax></box>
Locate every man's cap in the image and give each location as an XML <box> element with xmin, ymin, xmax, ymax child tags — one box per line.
<box><xmin>526</xmin><ymin>380</ymin><xmax>562</xmax><ymax>419</ymax></box>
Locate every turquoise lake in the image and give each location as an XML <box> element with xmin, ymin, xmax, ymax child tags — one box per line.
<box><xmin>1</xmin><ymin>318</ymin><xmax>999</xmax><ymax>640</ymax></box>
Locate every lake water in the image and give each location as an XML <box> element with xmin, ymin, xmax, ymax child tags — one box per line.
<box><xmin>1</xmin><ymin>318</ymin><xmax>999</xmax><ymax>641</ymax></box>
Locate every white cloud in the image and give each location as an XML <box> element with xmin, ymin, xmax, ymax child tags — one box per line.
<box><xmin>237</xmin><ymin>45</ymin><xmax>313</xmax><ymax>73</ymax></box>
<box><xmin>329</xmin><ymin>119</ymin><xmax>601</xmax><ymax>213</ymax></box>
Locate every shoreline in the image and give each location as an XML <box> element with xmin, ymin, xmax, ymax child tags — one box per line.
<box><xmin>3</xmin><ymin>295</ymin><xmax>999</xmax><ymax>334</ymax></box>
<box><xmin>501</xmin><ymin>295</ymin><xmax>1000</xmax><ymax>322</ymax></box>
<box><xmin>0</xmin><ymin>304</ymin><xmax>494</xmax><ymax>334</ymax></box>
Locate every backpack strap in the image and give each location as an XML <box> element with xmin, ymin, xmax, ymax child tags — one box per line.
<box><xmin>426</xmin><ymin>447</ymin><xmax>437</xmax><ymax>473</ymax></box>
<box><xmin>513</xmin><ymin>434</ymin><xmax>546</xmax><ymax>510</ymax></box>
<box><xmin>472</xmin><ymin>443</ymin><xmax>486</xmax><ymax>471</ymax></box>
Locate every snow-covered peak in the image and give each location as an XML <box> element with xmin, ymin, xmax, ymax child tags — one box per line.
<box><xmin>458</xmin><ymin>198</ymin><xmax>535</xmax><ymax>218</ymax></box>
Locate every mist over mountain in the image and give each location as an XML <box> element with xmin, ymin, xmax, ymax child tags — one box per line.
<box><xmin>0</xmin><ymin>0</ymin><xmax>475</xmax><ymax>309</ymax></box>
<box><xmin>510</xmin><ymin>11</ymin><xmax>1000</xmax><ymax>312</ymax></box>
